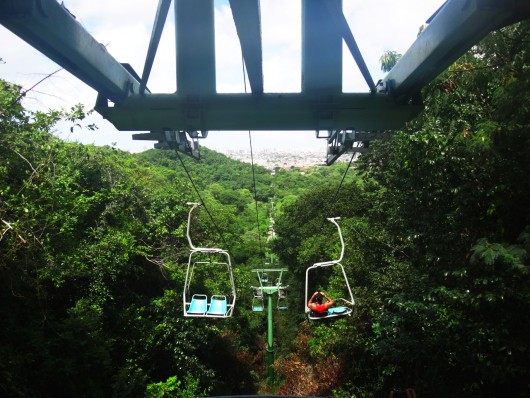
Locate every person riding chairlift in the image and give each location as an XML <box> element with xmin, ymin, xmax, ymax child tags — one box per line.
<box><xmin>307</xmin><ymin>291</ymin><xmax>334</xmax><ymax>315</ymax></box>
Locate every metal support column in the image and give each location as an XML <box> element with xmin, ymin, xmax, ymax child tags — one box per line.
<box><xmin>302</xmin><ymin>0</ymin><xmax>342</xmax><ymax>94</ymax></box>
<box><xmin>267</xmin><ymin>292</ymin><xmax>274</xmax><ymax>385</ymax></box>
<box><xmin>252</xmin><ymin>269</ymin><xmax>287</xmax><ymax>387</ymax></box>
<box><xmin>175</xmin><ymin>0</ymin><xmax>216</xmax><ymax>95</ymax></box>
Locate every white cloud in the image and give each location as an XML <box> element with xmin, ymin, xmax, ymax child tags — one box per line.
<box><xmin>0</xmin><ymin>0</ymin><xmax>445</xmax><ymax>153</ymax></box>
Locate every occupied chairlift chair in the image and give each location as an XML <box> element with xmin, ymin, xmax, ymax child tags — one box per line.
<box><xmin>305</xmin><ymin>217</ymin><xmax>355</xmax><ymax>320</ymax></box>
<box><xmin>183</xmin><ymin>203</ymin><xmax>236</xmax><ymax>318</ymax></box>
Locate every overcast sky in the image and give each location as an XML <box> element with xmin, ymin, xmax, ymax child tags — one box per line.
<box><xmin>0</xmin><ymin>0</ymin><xmax>445</xmax><ymax>153</ymax></box>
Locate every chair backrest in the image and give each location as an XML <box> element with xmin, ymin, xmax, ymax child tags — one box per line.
<box><xmin>207</xmin><ymin>295</ymin><xmax>227</xmax><ymax>316</ymax></box>
<box><xmin>188</xmin><ymin>294</ymin><xmax>208</xmax><ymax>314</ymax></box>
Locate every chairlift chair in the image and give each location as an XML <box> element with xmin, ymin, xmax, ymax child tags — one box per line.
<box><xmin>251</xmin><ymin>268</ymin><xmax>288</xmax><ymax>312</ymax></box>
<box><xmin>305</xmin><ymin>217</ymin><xmax>354</xmax><ymax>320</ymax></box>
<box><xmin>277</xmin><ymin>287</ymin><xmax>288</xmax><ymax>310</ymax></box>
<box><xmin>183</xmin><ymin>203</ymin><xmax>236</xmax><ymax>318</ymax></box>
<box><xmin>252</xmin><ymin>288</ymin><xmax>264</xmax><ymax>312</ymax></box>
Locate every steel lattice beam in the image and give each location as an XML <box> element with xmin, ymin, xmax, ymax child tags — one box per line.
<box><xmin>0</xmin><ymin>0</ymin><xmax>141</xmax><ymax>102</ymax></box>
<box><xmin>302</xmin><ymin>0</ymin><xmax>343</xmax><ymax>94</ymax></box>
<box><xmin>229</xmin><ymin>0</ymin><xmax>263</xmax><ymax>94</ymax></box>
<box><xmin>95</xmin><ymin>92</ymin><xmax>421</xmax><ymax>132</ymax></box>
<box><xmin>1</xmin><ymin>0</ymin><xmax>529</xmax><ymax>164</ymax></box>
<box><xmin>175</xmin><ymin>0</ymin><xmax>216</xmax><ymax>95</ymax></box>
<box><xmin>385</xmin><ymin>0</ymin><xmax>530</xmax><ymax>102</ymax></box>
<box><xmin>140</xmin><ymin>0</ymin><xmax>172</xmax><ymax>95</ymax></box>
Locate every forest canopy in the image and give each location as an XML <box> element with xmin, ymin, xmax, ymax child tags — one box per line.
<box><xmin>1</xmin><ymin>21</ymin><xmax>529</xmax><ymax>398</ymax></box>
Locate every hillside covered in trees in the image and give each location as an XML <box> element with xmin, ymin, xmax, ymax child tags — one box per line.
<box><xmin>1</xmin><ymin>21</ymin><xmax>529</xmax><ymax>398</ymax></box>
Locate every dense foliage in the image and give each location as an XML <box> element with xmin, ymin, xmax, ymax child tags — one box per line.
<box><xmin>0</xmin><ymin>76</ymin><xmax>350</xmax><ymax>396</ymax></box>
<box><xmin>273</xmin><ymin>21</ymin><xmax>530</xmax><ymax>397</ymax></box>
<box><xmin>1</xmin><ymin>20</ymin><xmax>529</xmax><ymax>398</ymax></box>
<box><xmin>0</xmin><ymin>80</ymin><xmax>259</xmax><ymax>396</ymax></box>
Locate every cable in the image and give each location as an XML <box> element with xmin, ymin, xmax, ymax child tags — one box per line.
<box><xmin>318</xmin><ymin>152</ymin><xmax>356</xmax><ymax>232</ymax></box>
<box><xmin>329</xmin><ymin>152</ymin><xmax>356</xmax><ymax>206</ymax></box>
<box><xmin>173</xmin><ymin>147</ymin><xmax>231</xmax><ymax>251</ymax></box>
<box><xmin>242</xmin><ymin>55</ymin><xmax>264</xmax><ymax>257</ymax></box>
<box><xmin>248</xmin><ymin>131</ymin><xmax>264</xmax><ymax>255</ymax></box>
<box><xmin>321</xmin><ymin>152</ymin><xmax>409</xmax><ymax>258</ymax></box>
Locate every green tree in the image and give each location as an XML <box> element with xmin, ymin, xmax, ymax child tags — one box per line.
<box><xmin>380</xmin><ymin>50</ymin><xmax>402</xmax><ymax>72</ymax></box>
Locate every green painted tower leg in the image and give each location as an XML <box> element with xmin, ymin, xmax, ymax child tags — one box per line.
<box><xmin>267</xmin><ymin>293</ymin><xmax>274</xmax><ymax>385</ymax></box>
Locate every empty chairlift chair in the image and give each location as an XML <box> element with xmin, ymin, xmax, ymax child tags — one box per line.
<box><xmin>251</xmin><ymin>268</ymin><xmax>288</xmax><ymax>312</ymax></box>
<box><xmin>183</xmin><ymin>203</ymin><xmax>236</xmax><ymax>318</ymax></box>
<box><xmin>305</xmin><ymin>217</ymin><xmax>355</xmax><ymax>320</ymax></box>
<box><xmin>252</xmin><ymin>288</ymin><xmax>264</xmax><ymax>312</ymax></box>
<box><xmin>277</xmin><ymin>288</ymin><xmax>288</xmax><ymax>310</ymax></box>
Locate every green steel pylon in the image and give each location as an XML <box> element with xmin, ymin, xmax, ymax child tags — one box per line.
<box><xmin>251</xmin><ymin>268</ymin><xmax>288</xmax><ymax>386</ymax></box>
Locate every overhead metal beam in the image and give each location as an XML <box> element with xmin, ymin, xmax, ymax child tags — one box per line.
<box><xmin>229</xmin><ymin>0</ymin><xmax>263</xmax><ymax>94</ymax></box>
<box><xmin>140</xmin><ymin>0</ymin><xmax>172</xmax><ymax>95</ymax></box>
<box><xmin>3</xmin><ymin>0</ymin><xmax>527</xmax><ymax>164</ymax></box>
<box><xmin>302</xmin><ymin>0</ymin><xmax>342</xmax><ymax>94</ymax></box>
<box><xmin>323</xmin><ymin>0</ymin><xmax>376</xmax><ymax>93</ymax></box>
<box><xmin>175</xmin><ymin>0</ymin><xmax>216</xmax><ymax>95</ymax></box>
<box><xmin>95</xmin><ymin>92</ymin><xmax>421</xmax><ymax>132</ymax></box>
<box><xmin>0</xmin><ymin>0</ymin><xmax>141</xmax><ymax>102</ymax></box>
<box><xmin>385</xmin><ymin>0</ymin><xmax>530</xmax><ymax>102</ymax></box>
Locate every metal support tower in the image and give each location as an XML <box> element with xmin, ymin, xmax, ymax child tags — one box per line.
<box><xmin>252</xmin><ymin>268</ymin><xmax>288</xmax><ymax>386</ymax></box>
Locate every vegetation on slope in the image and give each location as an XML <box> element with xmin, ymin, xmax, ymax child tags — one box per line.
<box><xmin>1</xmin><ymin>21</ymin><xmax>529</xmax><ymax>398</ymax></box>
<box><xmin>272</xmin><ymin>21</ymin><xmax>530</xmax><ymax>397</ymax></box>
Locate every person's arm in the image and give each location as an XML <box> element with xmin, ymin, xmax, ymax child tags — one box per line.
<box><xmin>322</xmin><ymin>292</ymin><xmax>335</xmax><ymax>308</ymax></box>
<box><xmin>307</xmin><ymin>291</ymin><xmax>318</xmax><ymax>309</ymax></box>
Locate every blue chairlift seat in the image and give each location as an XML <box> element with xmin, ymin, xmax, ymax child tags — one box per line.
<box><xmin>207</xmin><ymin>295</ymin><xmax>227</xmax><ymax>316</ymax></box>
<box><xmin>188</xmin><ymin>294</ymin><xmax>208</xmax><ymax>315</ymax></box>
<box><xmin>328</xmin><ymin>306</ymin><xmax>349</xmax><ymax>315</ymax></box>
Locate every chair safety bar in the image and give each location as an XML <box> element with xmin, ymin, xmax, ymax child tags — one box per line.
<box><xmin>305</xmin><ymin>217</ymin><xmax>354</xmax><ymax>320</ymax></box>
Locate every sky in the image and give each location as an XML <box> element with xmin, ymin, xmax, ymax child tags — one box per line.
<box><xmin>0</xmin><ymin>0</ymin><xmax>445</xmax><ymax>154</ymax></box>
